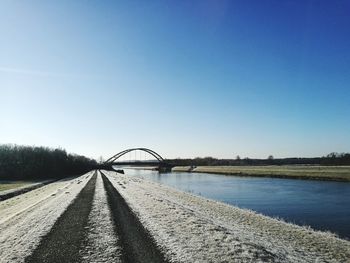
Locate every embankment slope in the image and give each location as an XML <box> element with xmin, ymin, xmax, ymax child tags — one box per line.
<box><xmin>105</xmin><ymin>171</ymin><xmax>350</xmax><ymax>262</ymax></box>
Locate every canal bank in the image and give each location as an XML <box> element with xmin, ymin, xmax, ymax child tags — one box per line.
<box><xmin>172</xmin><ymin>165</ymin><xmax>350</xmax><ymax>182</ymax></box>
<box><xmin>125</xmin><ymin>168</ymin><xmax>350</xmax><ymax>239</ymax></box>
<box><xmin>104</xmin><ymin>170</ymin><xmax>350</xmax><ymax>262</ymax></box>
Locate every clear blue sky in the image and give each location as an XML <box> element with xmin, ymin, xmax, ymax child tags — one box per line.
<box><xmin>1</xmin><ymin>1</ymin><xmax>349</xmax><ymax>160</ymax></box>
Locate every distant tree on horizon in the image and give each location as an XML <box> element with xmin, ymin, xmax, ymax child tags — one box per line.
<box><xmin>0</xmin><ymin>144</ymin><xmax>97</xmax><ymax>180</ymax></box>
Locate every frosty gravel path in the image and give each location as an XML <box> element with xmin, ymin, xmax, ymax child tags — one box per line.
<box><xmin>25</xmin><ymin>173</ymin><xmax>97</xmax><ymax>263</ymax></box>
<box><xmin>80</xmin><ymin>171</ymin><xmax>122</xmax><ymax>263</ymax></box>
<box><xmin>0</xmin><ymin>171</ymin><xmax>168</xmax><ymax>263</ymax></box>
<box><xmin>101</xmin><ymin>172</ymin><xmax>168</xmax><ymax>263</ymax></box>
<box><xmin>104</xmin><ymin>171</ymin><xmax>350</xmax><ymax>263</ymax></box>
<box><xmin>0</xmin><ymin>172</ymin><xmax>93</xmax><ymax>263</ymax></box>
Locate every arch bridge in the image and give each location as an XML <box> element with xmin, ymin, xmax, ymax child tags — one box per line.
<box><xmin>101</xmin><ymin>148</ymin><xmax>173</xmax><ymax>172</ymax></box>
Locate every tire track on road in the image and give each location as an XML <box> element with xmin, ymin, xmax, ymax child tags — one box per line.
<box><xmin>80</xmin><ymin>171</ymin><xmax>122</xmax><ymax>262</ymax></box>
<box><xmin>25</xmin><ymin>172</ymin><xmax>97</xmax><ymax>263</ymax></box>
<box><xmin>101</xmin><ymin>171</ymin><xmax>168</xmax><ymax>263</ymax></box>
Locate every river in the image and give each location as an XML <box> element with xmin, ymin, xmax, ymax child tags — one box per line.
<box><xmin>119</xmin><ymin>168</ymin><xmax>350</xmax><ymax>239</ymax></box>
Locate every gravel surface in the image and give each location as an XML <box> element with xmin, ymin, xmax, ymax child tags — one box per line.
<box><xmin>104</xmin><ymin>171</ymin><xmax>350</xmax><ymax>263</ymax></box>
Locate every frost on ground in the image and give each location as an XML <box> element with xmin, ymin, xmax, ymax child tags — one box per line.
<box><xmin>0</xmin><ymin>180</ymin><xmax>53</xmax><ymax>201</ymax></box>
<box><xmin>80</xmin><ymin>172</ymin><xmax>122</xmax><ymax>263</ymax></box>
<box><xmin>104</xmin><ymin>171</ymin><xmax>350</xmax><ymax>263</ymax></box>
<box><xmin>0</xmin><ymin>172</ymin><xmax>93</xmax><ymax>263</ymax></box>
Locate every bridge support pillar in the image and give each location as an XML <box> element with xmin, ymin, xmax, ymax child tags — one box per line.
<box><xmin>157</xmin><ymin>165</ymin><xmax>173</xmax><ymax>173</ymax></box>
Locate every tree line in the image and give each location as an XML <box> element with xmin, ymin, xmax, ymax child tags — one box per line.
<box><xmin>0</xmin><ymin>144</ymin><xmax>97</xmax><ymax>180</ymax></box>
<box><xmin>166</xmin><ymin>152</ymin><xmax>350</xmax><ymax>166</ymax></box>
<box><xmin>1</xmin><ymin>144</ymin><xmax>349</xmax><ymax>181</ymax></box>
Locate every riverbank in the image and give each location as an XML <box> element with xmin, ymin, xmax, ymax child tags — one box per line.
<box><xmin>104</xmin><ymin>171</ymin><xmax>350</xmax><ymax>262</ymax></box>
<box><xmin>172</xmin><ymin>165</ymin><xmax>350</xmax><ymax>181</ymax></box>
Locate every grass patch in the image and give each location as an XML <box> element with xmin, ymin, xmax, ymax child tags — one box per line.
<box><xmin>173</xmin><ymin>165</ymin><xmax>350</xmax><ymax>182</ymax></box>
<box><xmin>0</xmin><ymin>181</ymin><xmax>36</xmax><ymax>192</ymax></box>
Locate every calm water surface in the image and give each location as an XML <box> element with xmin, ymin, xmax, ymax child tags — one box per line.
<box><xmin>121</xmin><ymin>169</ymin><xmax>350</xmax><ymax>239</ymax></box>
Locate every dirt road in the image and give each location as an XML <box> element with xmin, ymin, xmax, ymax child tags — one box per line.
<box><xmin>22</xmin><ymin>171</ymin><xmax>167</xmax><ymax>263</ymax></box>
<box><xmin>1</xmin><ymin>170</ymin><xmax>349</xmax><ymax>263</ymax></box>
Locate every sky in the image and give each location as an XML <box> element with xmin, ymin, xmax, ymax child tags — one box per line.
<box><xmin>1</xmin><ymin>0</ymin><xmax>350</xmax><ymax>160</ymax></box>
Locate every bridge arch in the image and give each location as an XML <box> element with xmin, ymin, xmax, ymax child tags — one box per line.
<box><xmin>104</xmin><ymin>148</ymin><xmax>165</xmax><ymax>164</ymax></box>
